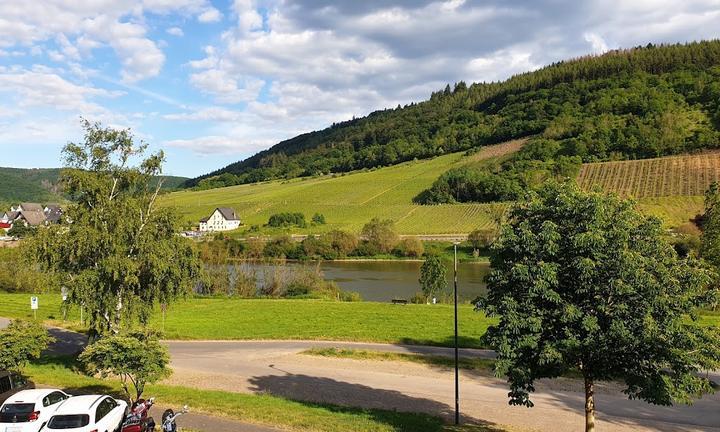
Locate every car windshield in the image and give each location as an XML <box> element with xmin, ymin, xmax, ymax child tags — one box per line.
<box><xmin>0</xmin><ymin>403</ymin><xmax>35</xmax><ymax>423</ymax></box>
<box><xmin>47</xmin><ymin>414</ymin><xmax>90</xmax><ymax>429</ymax></box>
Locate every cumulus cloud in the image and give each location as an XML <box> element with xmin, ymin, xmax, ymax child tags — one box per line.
<box><xmin>0</xmin><ymin>0</ymin><xmax>219</xmax><ymax>81</ymax></box>
<box><xmin>198</xmin><ymin>7</ymin><xmax>223</xmax><ymax>23</ymax></box>
<box><xmin>164</xmin><ymin>135</ymin><xmax>273</xmax><ymax>154</ymax></box>
<box><xmin>166</xmin><ymin>27</ymin><xmax>184</xmax><ymax>37</ymax></box>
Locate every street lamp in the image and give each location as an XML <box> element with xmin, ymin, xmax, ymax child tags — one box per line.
<box><xmin>453</xmin><ymin>242</ymin><xmax>460</xmax><ymax>425</ymax></box>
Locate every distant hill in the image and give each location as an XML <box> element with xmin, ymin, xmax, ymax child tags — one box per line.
<box><xmin>0</xmin><ymin>167</ymin><xmax>188</xmax><ymax>207</ymax></box>
<box><xmin>187</xmin><ymin>40</ymin><xmax>720</xmax><ymax>191</ymax></box>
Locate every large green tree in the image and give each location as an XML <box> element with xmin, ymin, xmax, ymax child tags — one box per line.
<box><xmin>478</xmin><ymin>182</ymin><xmax>720</xmax><ymax>432</ymax></box>
<box><xmin>419</xmin><ymin>255</ymin><xmax>447</xmax><ymax>302</ymax></box>
<box><xmin>30</xmin><ymin>120</ymin><xmax>202</xmax><ymax>337</ymax></box>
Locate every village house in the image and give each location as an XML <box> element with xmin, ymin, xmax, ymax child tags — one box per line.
<box><xmin>1</xmin><ymin>203</ymin><xmax>64</xmax><ymax>230</ymax></box>
<box><xmin>199</xmin><ymin>207</ymin><xmax>241</xmax><ymax>232</ymax></box>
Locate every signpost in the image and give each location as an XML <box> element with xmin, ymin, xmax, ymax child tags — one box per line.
<box><xmin>61</xmin><ymin>287</ymin><xmax>68</xmax><ymax>321</ymax></box>
<box><xmin>453</xmin><ymin>243</ymin><xmax>460</xmax><ymax>425</ymax></box>
<box><xmin>30</xmin><ymin>296</ymin><xmax>38</xmax><ymax>320</ymax></box>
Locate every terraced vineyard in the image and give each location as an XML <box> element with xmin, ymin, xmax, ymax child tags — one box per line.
<box><xmin>577</xmin><ymin>152</ymin><xmax>720</xmax><ymax>198</ymax></box>
<box><xmin>161</xmin><ymin>141</ymin><xmax>522</xmax><ymax>235</ymax></box>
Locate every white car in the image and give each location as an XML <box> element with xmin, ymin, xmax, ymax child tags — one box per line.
<box><xmin>44</xmin><ymin>395</ymin><xmax>127</xmax><ymax>432</ymax></box>
<box><xmin>0</xmin><ymin>389</ymin><xmax>70</xmax><ymax>432</ymax></box>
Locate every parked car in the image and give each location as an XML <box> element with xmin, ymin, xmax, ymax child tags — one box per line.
<box><xmin>0</xmin><ymin>389</ymin><xmax>70</xmax><ymax>432</ymax></box>
<box><xmin>0</xmin><ymin>372</ymin><xmax>35</xmax><ymax>405</ymax></box>
<box><xmin>45</xmin><ymin>395</ymin><xmax>128</xmax><ymax>432</ymax></box>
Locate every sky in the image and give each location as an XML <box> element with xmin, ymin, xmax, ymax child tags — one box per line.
<box><xmin>1</xmin><ymin>1</ymin><xmax>719</xmax><ymax>177</ymax></box>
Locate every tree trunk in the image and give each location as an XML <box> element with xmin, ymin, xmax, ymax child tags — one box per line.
<box><xmin>584</xmin><ymin>376</ymin><xmax>595</xmax><ymax>432</ymax></box>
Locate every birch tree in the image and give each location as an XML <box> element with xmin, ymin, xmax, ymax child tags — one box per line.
<box><xmin>30</xmin><ymin>120</ymin><xmax>202</xmax><ymax>338</ymax></box>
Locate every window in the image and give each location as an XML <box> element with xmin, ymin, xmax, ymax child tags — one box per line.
<box><xmin>11</xmin><ymin>374</ymin><xmax>27</xmax><ymax>387</ymax></box>
<box><xmin>45</xmin><ymin>392</ymin><xmax>67</xmax><ymax>407</ymax></box>
<box><xmin>0</xmin><ymin>376</ymin><xmax>11</xmax><ymax>393</ymax></box>
<box><xmin>47</xmin><ymin>414</ymin><xmax>90</xmax><ymax>429</ymax></box>
<box><xmin>95</xmin><ymin>398</ymin><xmax>117</xmax><ymax>421</ymax></box>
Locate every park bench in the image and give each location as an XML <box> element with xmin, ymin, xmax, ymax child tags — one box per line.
<box><xmin>391</xmin><ymin>298</ymin><xmax>408</xmax><ymax>305</ymax></box>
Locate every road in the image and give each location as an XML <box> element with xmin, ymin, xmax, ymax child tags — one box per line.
<box><xmin>2</xmin><ymin>318</ymin><xmax>719</xmax><ymax>431</ymax></box>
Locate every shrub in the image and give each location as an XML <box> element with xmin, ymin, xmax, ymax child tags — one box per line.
<box><xmin>267</xmin><ymin>212</ymin><xmax>307</xmax><ymax>228</ymax></box>
<box><xmin>263</xmin><ymin>235</ymin><xmax>299</xmax><ymax>258</ymax></box>
<box><xmin>361</xmin><ymin>218</ymin><xmax>399</xmax><ymax>254</ymax></box>
<box><xmin>301</xmin><ymin>235</ymin><xmax>337</xmax><ymax>260</ymax></box>
<box><xmin>311</xmin><ymin>213</ymin><xmax>326</xmax><ymax>225</ymax></box>
<box><xmin>323</xmin><ymin>230</ymin><xmax>359</xmax><ymax>257</ymax></box>
<box><xmin>395</xmin><ymin>238</ymin><xmax>425</xmax><ymax>257</ymax></box>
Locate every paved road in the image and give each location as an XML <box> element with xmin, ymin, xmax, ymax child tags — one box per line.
<box><xmin>4</xmin><ymin>318</ymin><xmax>719</xmax><ymax>431</ymax></box>
<box><xmin>165</xmin><ymin>340</ymin><xmax>720</xmax><ymax>432</ymax></box>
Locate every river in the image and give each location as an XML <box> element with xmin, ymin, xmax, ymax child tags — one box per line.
<box><xmin>243</xmin><ymin>260</ymin><xmax>491</xmax><ymax>303</ymax></box>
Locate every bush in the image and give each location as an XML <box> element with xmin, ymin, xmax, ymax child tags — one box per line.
<box><xmin>394</xmin><ymin>238</ymin><xmax>425</xmax><ymax>257</ymax></box>
<box><xmin>311</xmin><ymin>213</ymin><xmax>326</xmax><ymax>225</ymax></box>
<box><xmin>263</xmin><ymin>235</ymin><xmax>299</xmax><ymax>259</ymax></box>
<box><xmin>323</xmin><ymin>230</ymin><xmax>358</xmax><ymax>257</ymax></box>
<box><xmin>301</xmin><ymin>235</ymin><xmax>337</xmax><ymax>260</ymax></box>
<box><xmin>361</xmin><ymin>218</ymin><xmax>399</xmax><ymax>254</ymax></box>
<box><xmin>267</xmin><ymin>212</ymin><xmax>307</xmax><ymax>228</ymax></box>
<box><xmin>339</xmin><ymin>291</ymin><xmax>363</xmax><ymax>302</ymax></box>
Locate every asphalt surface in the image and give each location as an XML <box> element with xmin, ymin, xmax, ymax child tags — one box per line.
<box><xmin>3</xmin><ymin>317</ymin><xmax>719</xmax><ymax>431</ymax></box>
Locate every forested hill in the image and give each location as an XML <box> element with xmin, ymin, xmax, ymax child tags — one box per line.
<box><xmin>187</xmin><ymin>40</ymin><xmax>720</xmax><ymax>190</ymax></box>
<box><xmin>0</xmin><ymin>167</ymin><xmax>188</xmax><ymax>207</ymax></box>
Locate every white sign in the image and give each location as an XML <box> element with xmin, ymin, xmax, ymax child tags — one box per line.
<box><xmin>30</xmin><ymin>296</ymin><xmax>38</xmax><ymax>310</ymax></box>
<box><xmin>61</xmin><ymin>287</ymin><xmax>68</xmax><ymax>301</ymax></box>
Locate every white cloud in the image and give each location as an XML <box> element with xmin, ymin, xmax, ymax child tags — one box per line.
<box><xmin>167</xmin><ymin>27</ymin><xmax>184</xmax><ymax>37</ymax></box>
<box><xmin>198</xmin><ymin>7</ymin><xmax>222</xmax><ymax>23</ymax></box>
<box><xmin>584</xmin><ymin>32</ymin><xmax>609</xmax><ymax>54</ymax></box>
<box><xmin>189</xmin><ymin>69</ymin><xmax>264</xmax><ymax>103</ymax></box>
<box><xmin>164</xmin><ymin>135</ymin><xmax>272</xmax><ymax>154</ymax></box>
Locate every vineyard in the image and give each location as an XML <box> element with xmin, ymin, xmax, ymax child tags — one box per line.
<box><xmin>161</xmin><ymin>144</ymin><xmax>516</xmax><ymax>235</ymax></box>
<box><xmin>577</xmin><ymin>152</ymin><xmax>720</xmax><ymax>198</ymax></box>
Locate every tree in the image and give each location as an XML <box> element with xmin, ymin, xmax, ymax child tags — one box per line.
<box><xmin>29</xmin><ymin>120</ymin><xmax>202</xmax><ymax>338</ymax></box>
<box><xmin>311</xmin><ymin>213</ymin><xmax>326</xmax><ymax>225</ymax></box>
<box><xmin>701</xmin><ymin>181</ymin><xmax>720</xmax><ymax>268</ymax></box>
<box><xmin>361</xmin><ymin>218</ymin><xmax>399</xmax><ymax>254</ymax></box>
<box><xmin>419</xmin><ymin>255</ymin><xmax>447</xmax><ymax>302</ymax></box>
<box><xmin>467</xmin><ymin>229</ymin><xmax>495</xmax><ymax>252</ymax></box>
<box><xmin>79</xmin><ymin>331</ymin><xmax>170</xmax><ymax>403</ymax></box>
<box><xmin>396</xmin><ymin>237</ymin><xmax>424</xmax><ymax>257</ymax></box>
<box><xmin>478</xmin><ymin>182</ymin><xmax>720</xmax><ymax>432</ymax></box>
<box><xmin>7</xmin><ymin>222</ymin><xmax>34</xmax><ymax>238</ymax></box>
<box><xmin>0</xmin><ymin>320</ymin><xmax>53</xmax><ymax>371</ymax></box>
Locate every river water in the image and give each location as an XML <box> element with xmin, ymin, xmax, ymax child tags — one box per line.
<box><xmin>243</xmin><ymin>260</ymin><xmax>491</xmax><ymax>302</ymax></box>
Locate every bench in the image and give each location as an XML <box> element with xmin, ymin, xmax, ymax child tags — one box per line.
<box><xmin>391</xmin><ymin>298</ymin><xmax>408</xmax><ymax>305</ymax></box>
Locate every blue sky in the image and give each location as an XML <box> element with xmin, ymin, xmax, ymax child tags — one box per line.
<box><xmin>1</xmin><ymin>1</ymin><xmax>719</xmax><ymax>177</ymax></box>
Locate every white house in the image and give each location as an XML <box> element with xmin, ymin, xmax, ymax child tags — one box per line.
<box><xmin>199</xmin><ymin>207</ymin><xmax>241</xmax><ymax>232</ymax></box>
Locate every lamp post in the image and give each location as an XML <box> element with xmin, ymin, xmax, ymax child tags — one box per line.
<box><xmin>453</xmin><ymin>242</ymin><xmax>460</xmax><ymax>425</ymax></box>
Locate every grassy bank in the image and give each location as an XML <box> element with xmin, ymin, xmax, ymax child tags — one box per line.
<box><xmin>0</xmin><ymin>294</ymin><xmax>493</xmax><ymax>348</ymax></box>
<box><xmin>2</xmin><ymin>294</ymin><xmax>717</xmax><ymax>349</ymax></box>
<box><xmin>26</xmin><ymin>356</ymin><xmax>510</xmax><ymax>432</ymax></box>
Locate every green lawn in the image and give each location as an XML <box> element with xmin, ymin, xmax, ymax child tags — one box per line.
<box><xmin>0</xmin><ymin>294</ymin><xmax>493</xmax><ymax>348</ymax></box>
<box><xmin>27</xmin><ymin>356</ymin><xmax>508</xmax><ymax>432</ymax></box>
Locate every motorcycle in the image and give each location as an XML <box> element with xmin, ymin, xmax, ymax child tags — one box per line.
<box><xmin>121</xmin><ymin>398</ymin><xmax>156</xmax><ymax>432</ymax></box>
<box><xmin>161</xmin><ymin>405</ymin><xmax>189</xmax><ymax>432</ymax></box>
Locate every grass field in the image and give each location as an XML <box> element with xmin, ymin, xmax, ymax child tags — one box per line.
<box><xmin>577</xmin><ymin>152</ymin><xmax>720</xmax><ymax>198</ymax></box>
<box><xmin>159</xmin><ymin>142</ymin><xmax>521</xmax><ymax>235</ymax></box>
<box><xmin>0</xmin><ymin>294</ymin><xmax>494</xmax><ymax>348</ymax></box>
<box><xmin>26</xmin><ymin>356</ymin><xmax>510</xmax><ymax>432</ymax></box>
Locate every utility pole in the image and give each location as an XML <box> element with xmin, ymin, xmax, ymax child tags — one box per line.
<box><xmin>454</xmin><ymin>242</ymin><xmax>460</xmax><ymax>425</ymax></box>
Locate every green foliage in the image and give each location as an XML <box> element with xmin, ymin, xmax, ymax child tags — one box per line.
<box><xmin>28</xmin><ymin>120</ymin><xmax>202</xmax><ymax>337</ymax></box>
<box><xmin>0</xmin><ymin>246</ymin><xmax>59</xmax><ymax>293</ymax></box>
<box><xmin>361</xmin><ymin>218</ymin><xmax>399</xmax><ymax>254</ymax></box>
<box><xmin>394</xmin><ymin>237</ymin><xmax>425</xmax><ymax>257</ymax></box>
<box><xmin>187</xmin><ymin>41</ymin><xmax>720</xmax><ymax>192</ymax></box>
<box><xmin>263</xmin><ymin>235</ymin><xmax>300</xmax><ymax>258</ymax></box>
<box><xmin>311</xmin><ymin>213</ymin><xmax>326</xmax><ymax>225</ymax></box>
<box><xmin>467</xmin><ymin>229</ymin><xmax>496</xmax><ymax>251</ymax></box>
<box><xmin>7</xmin><ymin>223</ymin><xmax>35</xmax><ymax>239</ymax></box>
<box><xmin>0</xmin><ymin>320</ymin><xmax>53</xmax><ymax>371</ymax></box>
<box><xmin>0</xmin><ymin>168</ymin><xmax>64</xmax><ymax>204</ymax></box>
<box><xmin>478</xmin><ymin>182</ymin><xmax>720</xmax><ymax>430</ymax></box>
<box><xmin>701</xmin><ymin>182</ymin><xmax>720</xmax><ymax>268</ymax></box>
<box><xmin>267</xmin><ymin>212</ymin><xmax>307</xmax><ymax>228</ymax></box>
<box><xmin>419</xmin><ymin>255</ymin><xmax>447</xmax><ymax>301</ymax></box>
<box><xmin>79</xmin><ymin>331</ymin><xmax>171</xmax><ymax>402</ymax></box>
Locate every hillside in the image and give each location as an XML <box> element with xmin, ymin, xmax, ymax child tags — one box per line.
<box><xmin>577</xmin><ymin>152</ymin><xmax>720</xmax><ymax>198</ymax></box>
<box><xmin>0</xmin><ymin>167</ymin><xmax>188</xmax><ymax>207</ymax></box>
<box><xmin>188</xmin><ymin>40</ymin><xmax>720</xmax><ymax>191</ymax></box>
<box><xmin>161</xmin><ymin>141</ymin><xmax>522</xmax><ymax>234</ymax></box>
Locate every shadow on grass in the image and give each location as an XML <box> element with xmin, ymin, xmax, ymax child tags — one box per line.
<box><xmin>29</xmin><ymin>356</ymin><xmax>121</xmax><ymax>398</ymax></box>
<box><xmin>397</xmin><ymin>335</ymin><xmax>485</xmax><ymax>350</ymax></box>
<box><xmin>247</xmin><ymin>369</ymin><xmax>506</xmax><ymax>432</ymax></box>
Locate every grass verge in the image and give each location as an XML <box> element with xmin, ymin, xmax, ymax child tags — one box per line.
<box><xmin>301</xmin><ymin>348</ymin><xmax>496</xmax><ymax>374</ymax></box>
<box><xmin>0</xmin><ymin>294</ymin><xmax>494</xmax><ymax>348</ymax></box>
<box><xmin>26</xmin><ymin>356</ymin><xmax>513</xmax><ymax>432</ymax></box>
